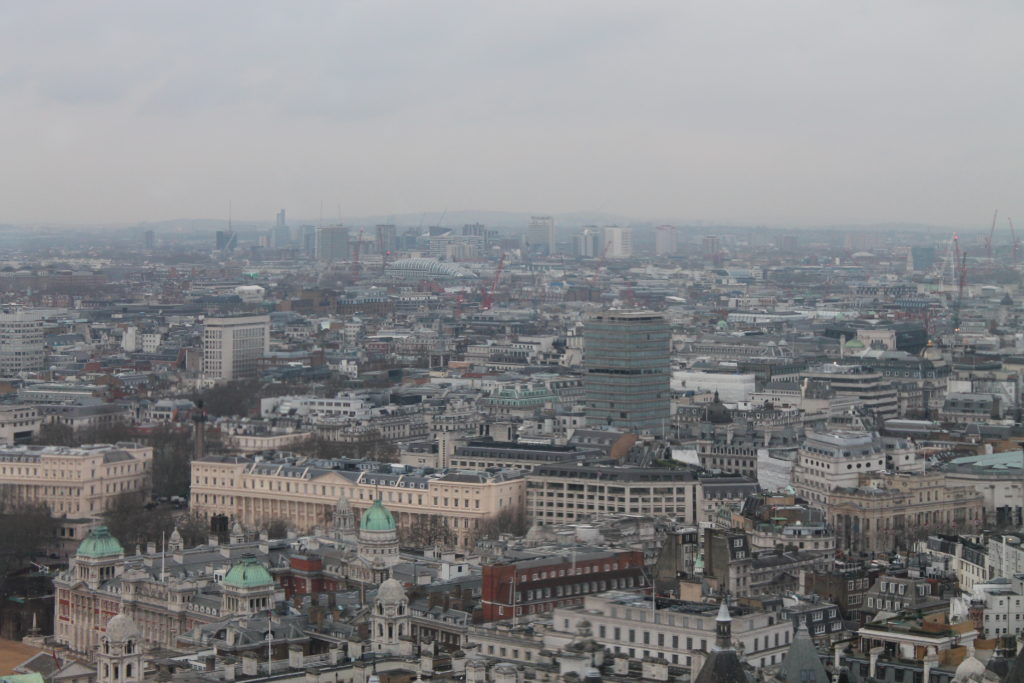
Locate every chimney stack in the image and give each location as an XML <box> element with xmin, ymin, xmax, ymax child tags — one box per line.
<box><xmin>193</xmin><ymin>400</ymin><xmax>207</xmax><ymax>460</ymax></box>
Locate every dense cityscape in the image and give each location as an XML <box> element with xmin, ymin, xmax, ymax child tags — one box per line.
<box><xmin>0</xmin><ymin>215</ymin><xmax>1023</xmax><ymax>683</ymax></box>
<box><xmin>2</xmin><ymin>2</ymin><xmax>1022</xmax><ymax>683</ymax></box>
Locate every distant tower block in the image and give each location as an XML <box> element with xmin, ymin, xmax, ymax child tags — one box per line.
<box><xmin>584</xmin><ymin>310</ymin><xmax>671</xmax><ymax>435</ymax></box>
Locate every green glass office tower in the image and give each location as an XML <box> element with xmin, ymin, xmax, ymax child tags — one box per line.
<box><xmin>584</xmin><ymin>311</ymin><xmax>671</xmax><ymax>435</ymax></box>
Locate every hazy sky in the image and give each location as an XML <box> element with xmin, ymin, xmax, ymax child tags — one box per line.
<box><xmin>1</xmin><ymin>1</ymin><xmax>1021</xmax><ymax>227</ymax></box>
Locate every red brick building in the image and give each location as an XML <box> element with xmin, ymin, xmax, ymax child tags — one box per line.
<box><xmin>274</xmin><ymin>554</ymin><xmax>340</xmax><ymax>601</ymax></box>
<box><xmin>480</xmin><ymin>549</ymin><xmax>646</xmax><ymax>622</ymax></box>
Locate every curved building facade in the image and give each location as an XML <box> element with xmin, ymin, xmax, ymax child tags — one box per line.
<box><xmin>384</xmin><ymin>258</ymin><xmax>477</xmax><ymax>282</ymax></box>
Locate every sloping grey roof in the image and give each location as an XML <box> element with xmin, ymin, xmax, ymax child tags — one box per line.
<box><xmin>1007</xmin><ymin>643</ymin><xmax>1024</xmax><ymax>683</ymax></box>
<box><xmin>780</xmin><ymin>622</ymin><xmax>829</xmax><ymax>682</ymax></box>
<box><xmin>693</xmin><ymin>649</ymin><xmax>750</xmax><ymax>683</ymax></box>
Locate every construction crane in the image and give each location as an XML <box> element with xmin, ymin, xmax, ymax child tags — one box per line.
<box><xmin>952</xmin><ymin>236</ymin><xmax>967</xmax><ymax>331</ymax></box>
<box><xmin>1010</xmin><ymin>217</ymin><xmax>1021</xmax><ymax>262</ymax></box>
<box><xmin>481</xmin><ymin>254</ymin><xmax>505</xmax><ymax>311</ymax></box>
<box><xmin>588</xmin><ymin>240</ymin><xmax>612</xmax><ymax>286</ymax></box>
<box><xmin>352</xmin><ymin>228</ymin><xmax>364</xmax><ymax>279</ymax></box>
<box><xmin>984</xmin><ymin>210</ymin><xmax>999</xmax><ymax>259</ymax></box>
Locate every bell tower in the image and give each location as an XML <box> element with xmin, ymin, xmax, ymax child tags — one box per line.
<box><xmin>96</xmin><ymin>614</ymin><xmax>143</xmax><ymax>683</ymax></box>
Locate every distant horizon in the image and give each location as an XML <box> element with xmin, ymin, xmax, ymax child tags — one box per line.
<box><xmin>1</xmin><ymin>2</ymin><xmax>1020</xmax><ymax>227</ymax></box>
<box><xmin>0</xmin><ymin>208</ymin><xmax>1004</xmax><ymax>235</ymax></box>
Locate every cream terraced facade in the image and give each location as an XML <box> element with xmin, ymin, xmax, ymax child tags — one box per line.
<box><xmin>190</xmin><ymin>457</ymin><xmax>525</xmax><ymax>548</ymax></box>
<box><xmin>0</xmin><ymin>443</ymin><xmax>153</xmax><ymax>517</ymax></box>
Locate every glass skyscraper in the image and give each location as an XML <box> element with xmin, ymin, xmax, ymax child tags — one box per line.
<box><xmin>584</xmin><ymin>310</ymin><xmax>671</xmax><ymax>435</ymax></box>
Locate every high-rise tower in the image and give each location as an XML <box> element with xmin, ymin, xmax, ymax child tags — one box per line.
<box><xmin>527</xmin><ymin>216</ymin><xmax>555</xmax><ymax>255</ymax></box>
<box><xmin>0</xmin><ymin>308</ymin><xmax>45</xmax><ymax>376</ymax></box>
<box><xmin>583</xmin><ymin>310</ymin><xmax>671</xmax><ymax>435</ymax></box>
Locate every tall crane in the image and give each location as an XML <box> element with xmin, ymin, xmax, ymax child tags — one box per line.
<box><xmin>952</xmin><ymin>236</ymin><xmax>967</xmax><ymax>331</ymax></box>
<box><xmin>481</xmin><ymin>254</ymin><xmax>505</xmax><ymax>311</ymax></box>
<box><xmin>352</xmin><ymin>228</ymin><xmax>364</xmax><ymax>279</ymax></box>
<box><xmin>588</xmin><ymin>240</ymin><xmax>612</xmax><ymax>286</ymax></box>
<box><xmin>984</xmin><ymin>210</ymin><xmax>999</xmax><ymax>259</ymax></box>
<box><xmin>1010</xmin><ymin>217</ymin><xmax>1021</xmax><ymax>262</ymax></box>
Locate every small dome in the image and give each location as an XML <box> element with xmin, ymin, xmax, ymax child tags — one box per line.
<box><xmin>105</xmin><ymin>614</ymin><xmax>140</xmax><ymax>643</ymax></box>
<box><xmin>845</xmin><ymin>338</ymin><xmax>866</xmax><ymax>349</ymax></box>
<box><xmin>376</xmin><ymin>578</ymin><xmax>406</xmax><ymax>604</ymax></box>
<box><xmin>360</xmin><ymin>499</ymin><xmax>396</xmax><ymax>532</ymax></box>
<box><xmin>954</xmin><ymin>653</ymin><xmax>986</xmax><ymax>680</ymax></box>
<box><xmin>77</xmin><ymin>526</ymin><xmax>124</xmax><ymax>558</ymax></box>
<box><xmin>223</xmin><ymin>553</ymin><xmax>274</xmax><ymax>589</ymax></box>
<box><xmin>704</xmin><ymin>394</ymin><xmax>732</xmax><ymax>425</ymax></box>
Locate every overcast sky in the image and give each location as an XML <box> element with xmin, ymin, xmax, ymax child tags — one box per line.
<box><xmin>1</xmin><ymin>1</ymin><xmax>1021</xmax><ymax>227</ymax></box>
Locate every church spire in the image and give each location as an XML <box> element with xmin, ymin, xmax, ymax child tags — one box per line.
<box><xmin>714</xmin><ymin>600</ymin><xmax>732</xmax><ymax>651</ymax></box>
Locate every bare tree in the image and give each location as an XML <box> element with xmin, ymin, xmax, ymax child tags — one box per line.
<box><xmin>103</xmin><ymin>492</ymin><xmax>176</xmax><ymax>549</ymax></box>
<box><xmin>473</xmin><ymin>505</ymin><xmax>529</xmax><ymax>543</ymax></box>
<box><xmin>265</xmin><ymin>518</ymin><xmax>291</xmax><ymax>539</ymax></box>
<box><xmin>0</xmin><ymin>488</ymin><xmax>58</xmax><ymax>581</ymax></box>
<box><xmin>400</xmin><ymin>516</ymin><xmax>457</xmax><ymax>549</ymax></box>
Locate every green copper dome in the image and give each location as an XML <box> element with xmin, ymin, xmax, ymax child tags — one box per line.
<box><xmin>360</xmin><ymin>499</ymin><xmax>396</xmax><ymax>532</ymax></box>
<box><xmin>223</xmin><ymin>554</ymin><xmax>274</xmax><ymax>589</ymax></box>
<box><xmin>77</xmin><ymin>526</ymin><xmax>124</xmax><ymax>558</ymax></box>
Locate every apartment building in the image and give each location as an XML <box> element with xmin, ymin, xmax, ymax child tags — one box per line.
<box><xmin>0</xmin><ymin>404</ymin><xmax>41</xmax><ymax>445</ymax></box>
<box><xmin>0</xmin><ymin>443</ymin><xmax>153</xmax><ymax>518</ymax></box>
<box><xmin>697</xmin><ymin>475</ymin><xmax>760</xmax><ymax>524</ymax></box>
<box><xmin>190</xmin><ymin>455</ymin><xmax>525</xmax><ymax>549</ymax></box>
<box><xmin>202</xmin><ymin>315</ymin><xmax>270</xmax><ymax>382</ymax></box>
<box><xmin>525</xmin><ymin>462</ymin><xmax>700</xmax><ymax>525</ymax></box>
<box><xmin>0</xmin><ymin>307</ymin><xmax>45</xmax><ymax>375</ymax></box>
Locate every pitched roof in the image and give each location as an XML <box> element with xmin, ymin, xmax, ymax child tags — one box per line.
<box><xmin>1006</xmin><ymin>642</ymin><xmax>1024</xmax><ymax>683</ymax></box>
<box><xmin>780</xmin><ymin>622</ymin><xmax>829</xmax><ymax>682</ymax></box>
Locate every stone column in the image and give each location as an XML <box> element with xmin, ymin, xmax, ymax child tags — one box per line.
<box><xmin>868</xmin><ymin>646</ymin><xmax>883</xmax><ymax>679</ymax></box>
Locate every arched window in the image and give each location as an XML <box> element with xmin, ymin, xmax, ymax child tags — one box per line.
<box><xmin>126</xmin><ymin>664</ymin><xmax>133</xmax><ymax>678</ymax></box>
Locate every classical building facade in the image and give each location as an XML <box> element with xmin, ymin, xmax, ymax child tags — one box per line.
<box><xmin>54</xmin><ymin>497</ymin><xmax>407</xmax><ymax>659</ymax></box>
<box><xmin>554</xmin><ymin>592</ymin><xmax>794</xmax><ymax>671</ymax></box>
<box><xmin>792</xmin><ymin>428</ymin><xmax>921</xmax><ymax>506</ymax></box>
<box><xmin>826</xmin><ymin>472</ymin><xmax>984</xmax><ymax>554</ymax></box>
<box><xmin>53</xmin><ymin>526</ymin><xmax>283</xmax><ymax>656</ymax></box>
<box><xmin>190</xmin><ymin>454</ymin><xmax>525</xmax><ymax>549</ymax></box>
<box><xmin>0</xmin><ymin>443</ymin><xmax>152</xmax><ymax>518</ymax></box>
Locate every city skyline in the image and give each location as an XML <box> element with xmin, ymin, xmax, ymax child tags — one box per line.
<box><xmin>1</xmin><ymin>1</ymin><xmax>1021</xmax><ymax>226</ymax></box>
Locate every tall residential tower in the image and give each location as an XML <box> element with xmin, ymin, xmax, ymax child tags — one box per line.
<box><xmin>583</xmin><ymin>310</ymin><xmax>671</xmax><ymax>434</ymax></box>
<box><xmin>0</xmin><ymin>308</ymin><xmax>45</xmax><ymax>376</ymax></box>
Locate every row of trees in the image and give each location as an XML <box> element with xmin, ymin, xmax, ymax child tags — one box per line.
<box><xmin>396</xmin><ymin>505</ymin><xmax>530</xmax><ymax>549</ymax></box>
<box><xmin>0</xmin><ymin>488</ymin><xmax>58</xmax><ymax>583</ymax></box>
<box><xmin>35</xmin><ymin>422</ymin><xmax>194</xmax><ymax>499</ymax></box>
<box><xmin>291</xmin><ymin>434</ymin><xmax>399</xmax><ymax>463</ymax></box>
